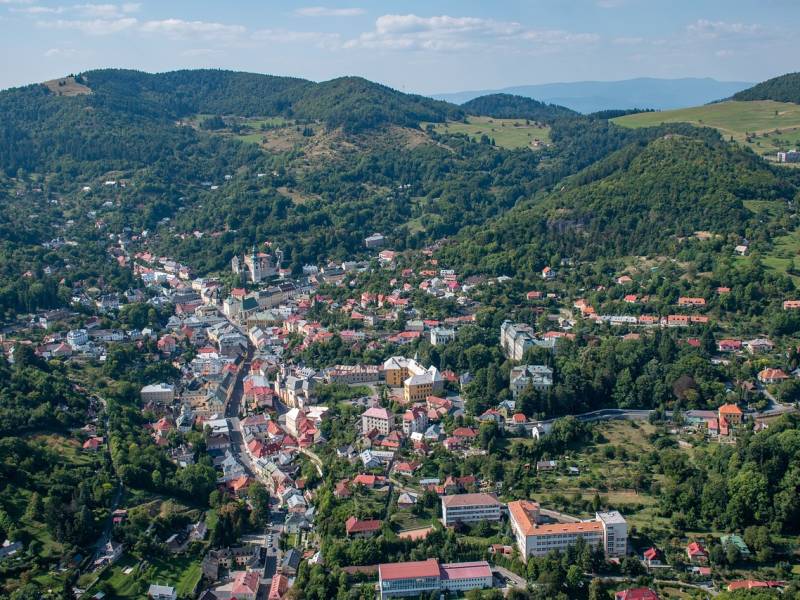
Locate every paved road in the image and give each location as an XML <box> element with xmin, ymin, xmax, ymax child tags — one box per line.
<box><xmin>540</xmin><ymin>405</ymin><xmax>798</xmax><ymax>426</ymax></box>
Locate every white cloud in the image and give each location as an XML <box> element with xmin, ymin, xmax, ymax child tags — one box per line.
<box><xmin>72</xmin><ymin>3</ymin><xmax>140</xmax><ymax>18</ymax></box>
<box><xmin>252</xmin><ymin>28</ymin><xmax>341</xmax><ymax>48</ymax></box>
<box><xmin>686</xmin><ymin>19</ymin><xmax>762</xmax><ymax>39</ymax></box>
<box><xmin>0</xmin><ymin>0</ymin><xmax>35</xmax><ymax>4</ymax></box>
<box><xmin>44</xmin><ymin>47</ymin><xmax>78</xmax><ymax>57</ymax></box>
<box><xmin>715</xmin><ymin>49</ymin><xmax>735</xmax><ymax>58</ymax></box>
<box><xmin>294</xmin><ymin>6</ymin><xmax>364</xmax><ymax>17</ymax></box>
<box><xmin>140</xmin><ymin>18</ymin><xmax>245</xmax><ymax>41</ymax></box>
<box><xmin>345</xmin><ymin>13</ymin><xmax>598</xmax><ymax>53</ymax></box>
<box><xmin>14</xmin><ymin>3</ymin><xmax>140</xmax><ymax>16</ymax></box>
<box><xmin>37</xmin><ymin>16</ymin><xmax>137</xmax><ymax>35</ymax></box>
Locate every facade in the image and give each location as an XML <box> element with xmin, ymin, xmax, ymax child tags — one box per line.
<box><xmin>508</xmin><ymin>501</ymin><xmax>628</xmax><ymax>560</ymax></box>
<box><xmin>66</xmin><ymin>328</ymin><xmax>88</xmax><ymax>348</ymax></box>
<box><xmin>777</xmin><ymin>150</ymin><xmax>800</xmax><ymax>163</ymax></box>
<box><xmin>325</xmin><ymin>364</ymin><xmax>382</xmax><ymax>384</ymax></box>
<box><xmin>382</xmin><ymin>356</ymin><xmax>444</xmax><ymax>403</ymax></box>
<box><xmin>430</xmin><ymin>327</ymin><xmax>456</xmax><ymax>346</ymax></box>
<box><xmin>441</xmin><ymin>493</ymin><xmax>503</xmax><ymax>526</ymax></box>
<box><xmin>510</xmin><ymin>365</ymin><xmax>554</xmax><ymax>398</ymax></box>
<box><xmin>378</xmin><ymin>559</ymin><xmax>492</xmax><ymax>599</ymax></box>
<box><xmin>140</xmin><ymin>383</ymin><xmax>175</xmax><ymax>404</ymax></box>
<box><xmin>231</xmin><ymin>246</ymin><xmax>282</xmax><ymax>283</ymax></box>
<box><xmin>364</xmin><ymin>233</ymin><xmax>386</xmax><ymax>249</ymax></box>
<box><xmin>361</xmin><ymin>406</ymin><xmax>393</xmax><ymax>435</ymax></box>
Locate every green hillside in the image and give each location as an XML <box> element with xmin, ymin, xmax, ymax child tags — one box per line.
<box><xmin>422</xmin><ymin>116</ymin><xmax>551</xmax><ymax>150</ymax></box>
<box><xmin>440</xmin><ymin>130</ymin><xmax>795</xmax><ymax>278</ymax></box>
<box><xmin>460</xmin><ymin>93</ymin><xmax>576</xmax><ymax>121</ymax></box>
<box><xmin>612</xmin><ymin>99</ymin><xmax>800</xmax><ymax>155</ymax></box>
<box><xmin>734</xmin><ymin>71</ymin><xmax>800</xmax><ymax>104</ymax></box>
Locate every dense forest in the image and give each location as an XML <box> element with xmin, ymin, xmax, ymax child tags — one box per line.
<box><xmin>460</xmin><ymin>93</ymin><xmax>576</xmax><ymax>121</ymax></box>
<box><xmin>733</xmin><ymin>72</ymin><xmax>800</xmax><ymax>104</ymax></box>
<box><xmin>440</xmin><ymin>129</ymin><xmax>797</xmax><ymax>278</ymax></box>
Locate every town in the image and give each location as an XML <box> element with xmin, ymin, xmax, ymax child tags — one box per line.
<box><xmin>2</xmin><ymin>211</ymin><xmax>798</xmax><ymax>600</ymax></box>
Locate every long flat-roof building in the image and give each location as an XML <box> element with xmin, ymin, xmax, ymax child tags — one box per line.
<box><xmin>508</xmin><ymin>500</ymin><xmax>627</xmax><ymax>560</ymax></box>
<box><xmin>441</xmin><ymin>493</ymin><xmax>503</xmax><ymax>526</ymax></box>
<box><xmin>378</xmin><ymin>558</ymin><xmax>492</xmax><ymax>599</ymax></box>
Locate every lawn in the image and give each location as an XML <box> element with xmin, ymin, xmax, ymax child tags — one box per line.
<box><xmin>736</xmin><ymin>225</ymin><xmax>800</xmax><ymax>283</ymax></box>
<box><xmin>423</xmin><ymin>116</ymin><xmax>550</xmax><ymax>149</ymax></box>
<box><xmin>612</xmin><ymin>100</ymin><xmax>800</xmax><ymax>155</ymax></box>
<box><xmin>88</xmin><ymin>553</ymin><xmax>203</xmax><ymax>599</ymax></box>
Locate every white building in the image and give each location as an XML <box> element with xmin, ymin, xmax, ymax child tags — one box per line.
<box><xmin>441</xmin><ymin>493</ymin><xmax>503</xmax><ymax>526</ymax></box>
<box><xmin>430</xmin><ymin>327</ymin><xmax>456</xmax><ymax>346</ymax></box>
<box><xmin>365</xmin><ymin>233</ymin><xmax>386</xmax><ymax>249</ymax></box>
<box><xmin>508</xmin><ymin>501</ymin><xmax>628</xmax><ymax>561</ymax></box>
<box><xmin>147</xmin><ymin>584</ymin><xmax>177</xmax><ymax>600</ymax></box>
<box><xmin>510</xmin><ymin>365</ymin><xmax>554</xmax><ymax>398</ymax></box>
<box><xmin>66</xmin><ymin>329</ymin><xmax>88</xmax><ymax>348</ymax></box>
<box><xmin>140</xmin><ymin>383</ymin><xmax>175</xmax><ymax>404</ymax></box>
<box><xmin>362</xmin><ymin>406</ymin><xmax>392</xmax><ymax>435</ymax></box>
<box><xmin>378</xmin><ymin>559</ymin><xmax>492</xmax><ymax>599</ymax></box>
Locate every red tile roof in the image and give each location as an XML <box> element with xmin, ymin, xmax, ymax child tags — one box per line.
<box><xmin>379</xmin><ymin>558</ymin><xmax>440</xmax><ymax>581</ymax></box>
<box><xmin>345</xmin><ymin>516</ymin><xmax>382</xmax><ymax>534</ymax></box>
<box><xmin>441</xmin><ymin>493</ymin><xmax>500</xmax><ymax>508</ymax></box>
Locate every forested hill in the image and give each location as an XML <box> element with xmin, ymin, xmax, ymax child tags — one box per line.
<box><xmin>0</xmin><ymin>69</ymin><xmax>463</xmax><ymax>172</ymax></box>
<box><xmin>460</xmin><ymin>93</ymin><xmax>576</xmax><ymax>121</ymax></box>
<box><xmin>440</xmin><ymin>130</ymin><xmax>796</xmax><ymax>277</ymax></box>
<box><xmin>733</xmin><ymin>72</ymin><xmax>800</xmax><ymax>104</ymax></box>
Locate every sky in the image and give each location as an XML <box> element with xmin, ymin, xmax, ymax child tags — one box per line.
<box><xmin>0</xmin><ymin>0</ymin><xmax>798</xmax><ymax>94</ymax></box>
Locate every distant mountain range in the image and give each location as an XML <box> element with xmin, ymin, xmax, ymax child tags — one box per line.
<box><xmin>433</xmin><ymin>78</ymin><xmax>754</xmax><ymax>114</ymax></box>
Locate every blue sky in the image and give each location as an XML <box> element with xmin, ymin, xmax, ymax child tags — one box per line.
<box><xmin>0</xmin><ymin>0</ymin><xmax>797</xmax><ymax>93</ymax></box>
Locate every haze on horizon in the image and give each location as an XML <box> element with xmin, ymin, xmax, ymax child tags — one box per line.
<box><xmin>0</xmin><ymin>0</ymin><xmax>797</xmax><ymax>95</ymax></box>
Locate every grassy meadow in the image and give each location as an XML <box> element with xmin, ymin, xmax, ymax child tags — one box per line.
<box><xmin>423</xmin><ymin>116</ymin><xmax>550</xmax><ymax>149</ymax></box>
<box><xmin>613</xmin><ymin>100</ymin><xmax>800</xmax><ymax>156</ymax></box>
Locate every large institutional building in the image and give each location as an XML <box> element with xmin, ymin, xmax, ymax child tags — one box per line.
<box><xmin>378</xmin><ymin>559</ymin><xmax>492</xmax><ymax>599</ymax></box>
<box><xmin>441</xmin><ymin>493</ymin><xmax>503</xmax><ymax>526</ymax></box>
<box><xmin>231</xmin><ymin>246</ymin><xmax>283</xmax><ymax>283</ymax></box>
<box><xmin>382</xmin><ymin>356</ymin><xmax>444</xmax><ymax>403</ymax></box>
<box><xmin>508</xmin><ymin>500</ymin><xmax>628</xmax><ymax>560</ymax></box>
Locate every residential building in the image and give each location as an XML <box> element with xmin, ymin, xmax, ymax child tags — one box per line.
<box><xmin>718</xmin><ymin>403</ymin><xmax>743</xmax><ymax>425</ymax></box>
<box><xmin>361</xmin><ymin>406</ymin><xmax>392</xmax><ymax>435</ymax></box>
<box><xmin>378</xmin><ymin>559</ymin><xmax>492</xmax><ymax>599</ymax></box>
<box><xmin>441</xmin><ymin>493</ymin><xmax>502</xmax><ymax>526</ymax></box>
<box><xmin>401</xmin><ymin>406</ymin><xmax>428</xmax><ymax>435</ymax></box>
<box><xmin>140</xmin><ymin>383</ymin><xmax>175</xmax><ymax>404</ymax></box>
<box><xmin>66</xmin><ymin>329</ymin><xmax>88</xmax><ymax>348</ymax></box>
<box><xmin>508</xmin><ymin>501</ymin><xmax>627</xmax><ymax>560</ymax></box>
<box><xmin>758</xmin><ymin>368</ymin><xmax>789</xmax><ymax>384</ymax></box>
<box><xmin>147</xmin><ymin>585</ymin><xmax>177</xmax><ymax>600</ymax></box>
<box><xmin>686</xmin><ymin>541</ymin><xmax>708</xmax><ymax>564</ymax></box>
<box><xmin>214</xmin><ymin>570</ymin><xmax>260</xmax><ymax>600</ymax></box>
<box><xmin>777</xmin><ymin>149</ymin><xmax>800</xmax><ymax>163</ymax></box>
<box><xmin>345</xmin><ymin>516</ymin><xmax>382</xmax><ymax>538</ymax></box>
<box><xmin>510</xmin><ymin>365</ymin><xmax>553</xmax><ymax>398</ymax></box>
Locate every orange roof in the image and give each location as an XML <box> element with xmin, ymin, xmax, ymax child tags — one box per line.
<box><xmin>379</xmin><ymin>558</ymin><xmax>440</xmax><ymax>581</ymax></box>
<box><xmin>442</xmin><ymin>493</ymin><xmax>500</xmax><ymax>508</ymax></box>
<box><xmin>718</xmin><ymin>403</ymin><xmax>742</xmax><ymax>415</ymax></box>
<box><xmin>508</xmin><ymin>500</ymin><xmax>603</xmax><ymax>536</ymax></box>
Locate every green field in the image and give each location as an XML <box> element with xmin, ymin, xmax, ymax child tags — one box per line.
<box><xmin>87</xmin><ymin>553</ymin><xmax>203</xmax><ymax>599</ymax></box>
<box><xmin>613</xmin><ymin>100</ymin><xmax>800</xmax><ymax>155</ymax></box>
<box><xmin>423</xmin><ymin>116</ymin><xmax>550</xmax><ymax>149</ymax></box>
